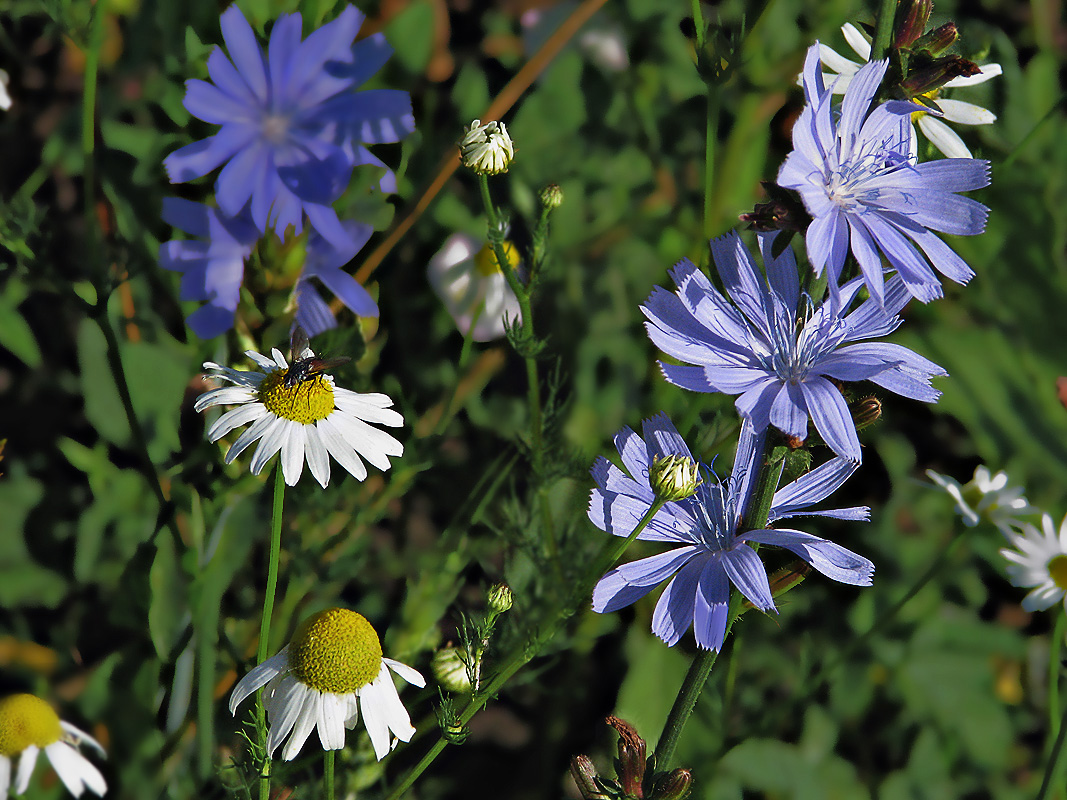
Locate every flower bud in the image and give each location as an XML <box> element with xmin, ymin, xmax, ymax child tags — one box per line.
<box><xmin>893</xmin><ymin>0</ymin><xmax>932</xmax><ymax>49</ymax></box>
<box><xmin>607</xmin><ymin>716</ymin><xmax>646</xmax><ymax>798</ymax></box>
<box><xmin>649</xmin><ymin>454</ymin><xmax>701</xmax><ymax>502</ymax></box>
<box><xmin>911</xmin><ymin>22</ymin><xmax>959</xmax><ymax>56</ymax></box>
<box><xmin>902</xmin><ymin>53</ymin><xmax>981</xmax><ymax>97</ymax></box>
<box><xmin>431</xmin><ymin>647</ymin><xmax>472</xmax><ymax>693</ymax></box>
<box><xmin>851</xmin><ymin>396</ymin><xmax>882</xmax><ymax>431</ymax></box>
<box><xmin>459</xmin><ymin>119</ymin><xmax>514</xmax><ymax>175</ymax></box>
<box><xmin>487</xmin><ymin>583</ymin><xmax>513</xmax><ymax>615</ymax></box>
<box><xmin>570</xmin><ymin>755</ymin><xmax>608</xmax><ymax>799</ymax></box>
<box><xmin>651</xmin><ymin>768</ymin><xmax>692</xmax><ymax>800</ymax></box>
<box><xmin>540</xmin><ymin>183</ymin><xmax>564</xmax><ymax>209</ymax></box>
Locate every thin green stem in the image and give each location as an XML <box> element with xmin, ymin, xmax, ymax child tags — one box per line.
<box><xmin>1036</xmin><ymin>701</ymin><xmax>1067</xmax><ymax>800</ymax></box>
<box><xmin>702</xmin><ymin>87</ymin><xmax>721</xmax><ymax>241</ymax></box>
<box><xmin>324</xmin><ymin>749</ymin><xmax>336</xmax><ymax>800</ymax></box>
<box><xmin>870</xmin><ymin>0</ymin><xmax>898</xmax><ymax>61</ymax></box>
<box><xmin>383</xmin><ymin>497</ymin><xmax>664</xmax><ymax>800</ymax></box>
<box><xmin>1050</xmin><ymin>614</ymin><xmax>1066</xmax><ymax>747</ymax></box>
<box><xmin>652</xmin><ymin>440</ymin><xmax>784</xmax><ymax>771</ymax></box>
<box><xmin>690</xmin><ymin>0</ymin><xmax>706</xmax><ymax>49</ymax></box>
<box><xmin>255</xmin><ymin>466</ymin><xmax>285</xmax><ymax>800</ymax></box>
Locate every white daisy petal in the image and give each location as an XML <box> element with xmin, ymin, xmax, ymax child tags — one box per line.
<box><xmin>266</xmin><ymin>678</ymin><xmax>311</xmax><ymax>757</ymax></box>
<box><xmin>59</xmin><ymin>722</ymin><xmax>105</xmax><ymax>757</ymax></box>
<box><xmin>370</xmin><ymin>667</ymin><xmax>418</xmax><ymax>743</ymax></box>
<box><xmin>304</xmin><ymin>423</ymin><xmax>332</xmax><ymax>488</ymax></box>
<box><xmin>46</xmin><ymin>741</ymin><xmax>107</xmax><ymax>797</ymax></box>
<box><xmin>317</xmin><ymin>416</ymin><xmax>369</xmax><ymax>481</ymax></box>
<box><xmin>917</xmin><ymin>116</ymin><xmax>973</xmax><ymax>158</ymax></box>
<box><xmin>841</xmin><ymin>22</ymin><xmax>871</xmax><ymax>60</ymax></box>
<box><xmin>317</xmin><ymin>694</ymin><xmax>347</xmax><ymax>751</ymax></box>
<box><xmin>946</xmin><ymin>63</ymin><xmax>1002</xmax><ymax>87</ymax></box>
<box><xmin>936</xmin><ymin>98</ymin><xmax>996</xmax><ymax>126</ymax></box>
<box><xmin>207</xmin><ymin>403</ymin><xmax>268</xmax><ymax>441</ymax></box>
<box><xmin>229</xmin><ymin>648</ymin><xmax>291</xmax><ymax>714</ymax></box>
<box><xmin>280</xmin><ymin>421</ymin><xmax>307</xmax><ymax>486</ymax></box>
<box><xmin>385</xmin><ymin>657</ymin><xmax>427</xmax><ymax>688</ymax></box>
<box><xmin>817</xmin><ymin>42</ymin><xmax>860</xmax><ymax>77</ymax></box>
<box><xmin>0</xmin><ymin>755</ymin><xmax>11</xmax><ymax>794</ymax></box>
<box><xmin>15</xmin><ymin>745</ymin><xmax>39</xmax><ymax>794</ymax></box>
<box><xmin>248</xmin><ymin>418</ymin><xmax>290</xmax><ymax>476</ymax></box>
<box><xmin>281</xmin><ymin>689</ymin><xmax>321</xmax><ymax>761</ymax></box>
<box><xmin>225</xmin><ymin>412</ymin><xmax>277</xmax><ymax>464</ymax></box>
<box><xmin>358</xmin><ymin>677</ymin><xmax>395</xmax><ymax>760</ymax></box>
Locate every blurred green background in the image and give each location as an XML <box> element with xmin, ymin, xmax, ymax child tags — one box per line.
<box><xmin>1</xmin><ymin>0</ymin><xmax>1065</xmax><ymax>797</ymax></box>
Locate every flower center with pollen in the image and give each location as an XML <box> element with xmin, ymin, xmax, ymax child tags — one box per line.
<box><xmin>1048</xmin><ymin>555</ymin><xmax>1067</xmax><ymax>591</ymax></box>
<box><xmin>474</xmin><ymin>241</ymin><xmax>519</xmax><ymax>277</ymax></box>
<box><xmin>289</xmin><ymin>608</ymin><xmax>383</xmax><ymax>694</ymax></box>
<box><xmin>0</xmin><ymin>694</ymin><xmax>63</xmax><ymax>756</ymax></box>
<box><xmin>259</xmin><ymin>371</ymin><xmax>335</xmax><ymax>424</ymax></box>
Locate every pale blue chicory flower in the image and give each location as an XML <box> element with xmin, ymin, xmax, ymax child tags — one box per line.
<box><xmin>293</xmin><ymin>222</ymin><xmax>378</xmax><ymax>337</ymax></box>
<box><xmin>158</xmin><ymin>198</ymin><xmax>260</xmax><ymax>339</ymax></box>
<box><xmin>643</xmin><ymin>231</ymin><xmax>946</xmax><ymax>461</ymax></box>
<box><xmin>777</xmin><ymin>43</ymin><xmax>990</xmax><ymax>305</ymax></box>
<box><xmin>164</xmin><ymin>5</ymin><xmax>414</xmax><ymax>250</ymax></box>
<box><xmin>589</xmin><ymin>414</ymin><xmax>873</xmax><ymax>651</ymax></box>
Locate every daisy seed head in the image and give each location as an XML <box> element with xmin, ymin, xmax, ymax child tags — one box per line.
<box><xmin>0</xmin><ymin>694</ymin><xmax>62</xmax><ymax>755</ymax></box>
<box><xmin>259</xmin><ymin>371</ymin><xmax>336</xmax><ymax>424</ymax></box>
<box><xmin>290</xmin><ymin>609</ymin><xmax>383</xmax><ymax>694</ymax></box>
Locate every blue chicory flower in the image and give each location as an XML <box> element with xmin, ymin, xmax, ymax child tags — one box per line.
<box><xmin>158</xmin><ymin>198</ymin><xmax>260</xmax><ymax>339</ymax></box>
<box><xmin>589</xmin><ymin>414</ymin><xmax>873</xmax><ymax>651</ymax></box>
<box><xmin>777</xmin><ymin>43</ymin><xmax>990</xmax><ymax>305</ymax></box>
<box><xmin>643</xmin><ymin>231</ymin><xmax>947</xmax><ymax>461</ymax></box>
<box><xmin>293</xmin><ymin>221</ymin><xmax>378</xmax><ymax>337</ymax></box>
<box><xmin>164</xmin><ymin>5</ymin><xmax>414</xmax><ymax>250</ymax></box>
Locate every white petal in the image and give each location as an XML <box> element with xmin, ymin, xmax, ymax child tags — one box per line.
<box><xmin>384</xmin><ymin>658</ymin><xmax>427</xmax><ymax>688</ymax></box>
<box><xmin>358</xmin><ymin>668</ymin><xmax>395</xmax><ymax>760</ymax></box>
<box><xmin>935</xmin><ymin>98</ymin><xmax>996</xmax><ymax>125</ymax></box>
<box><xmin>265</xmin><ymin>677</ymin><xmax>309</xmax><ymax>757</ymax></box>
<box><xmin>59</xmin><ymin>721</ymin><xmax>105</xmax><ymax>756</ymax></box>
<box><xmin>331</xmin><ymin>391</ymin><xmax>404</xmax><ymax>426</ymax></box>
<box><xmin>316</xmin><ymin>694</ymin><xmax>347</xmax><ymax>751</ymax></box>
<box><xmin>917</xmin><ymin>116</ymin><xmax>973</xmax><ymax>158</ymax></box>
<box><xmin>317</xmin><ymin>416</ymin><xmax>369</xmax><ymax>481</ymax></box>
<box><xmin>303</xmin><ymin>423</ymin><xmax>332</xmax><ymax>488</ymax></box>
<box><xmin>946</xmin><ymin>63</ymin><xmax>1002</xmax><ymax>87</ymax></box>
<box><xmin>195</xmin><ymin>385</ymin><xmax>259</xmax><ymax>412</ymax></box>
<box><xmin>247</xmin><ymin>417</ymin><xmax>290</xmax><ymax>475</ymax></box>
<box><xmin>15</xmin><ymin>746</ymin><xmax>39</xmax><ymax>794</ymax></box>
<box><xmin>343</xmin><ymin>694</ymin><xmax>361</xmax><ymax>730</ymax></box>
<box><xmin>206</xmin><ymin>403</ymin><xmax>268</xmax><ymax>441</ymax></box>
<box><xmin>229</xmin><ymin>647</ymin><xmax>291</xmax><ymax>715</ymax></box>
<box><xmin>818</xmin><ymin>42</ymin><xmax>861</xmax><ymax>76</ymax></box>
<box><xmin>225</xmin><ymin>412</ymin><xmax>278</xmax><ymax>464</ymax></box>
<box><xmin>842</xmin><ymin>23</ymin><xmax>872</xmax><ymax>60</ymax></box>
<box><xmin>281</xmin><ymin>689</ymin><xmax>320</xmax><ymax>761</ymax></box>
<box><xmin>46</xmin><ymin>741</ymin><xmax>107</xmax><ymax>797</ymax></box>
<box><xmin>280</xmin><ymin>421</ymin><xmax>307</xmax><ymax>486</ymax></box>
<box><xmin>0</xmin><ymin>756</ymin><xmax>10</xmax><ymax>794</ymax></box>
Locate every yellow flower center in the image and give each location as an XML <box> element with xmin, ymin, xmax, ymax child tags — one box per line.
<box><xmin>259</xmin><ymin>370</ymin><xmax>335</xmax><ymax>424</ymax></box>
<box><xmin>473</xmin><ymin>241</ymin><xmax>520</xmax><ymax>277</ymax></box>
<box><xmin>910</xmin><ymin>90</ymin><xmax>940</xmax><ymax>122</ymax></box>
<box><xmin>1049</xmin><ymin>555</ymin><xmax>1067</xmax><ymax>592</ymax></box>
<box><xmin>290</xmin><ymin>609</ymin><xmax>383</xmax><ymax>694</ymax></box>
<box><xmin>0</xmin><ymin>694</ymin><xmax>63</xmax><ymax>756</ymax></box>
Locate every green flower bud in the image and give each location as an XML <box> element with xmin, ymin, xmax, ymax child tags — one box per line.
<box><xmin>431</xmin><ymin>647</ymin><xmax>472</xmax><ymax>693</ymax></box>
<box><xmin>649</xmin><ymin>454</ymin><xmax>702</xmax><ymax>502</ymax></box>
<box><xmin>487</xmin><ymin>583</ymin><xmax>513</xmax><ymax>615</ymax></box>
<box><xmin>651</xmin><ymin>768</ymin><xmax>692</xmax><ymax>800</ymax></box>
<box><xmin>540</xmin><ymin>183</ymin><xmax>564</xmax><ymax>209</ymax></box>
<box><xmin>570</xmin><ymin>755</ymin><xmax>607</xmax><ymax>799</ymax></box>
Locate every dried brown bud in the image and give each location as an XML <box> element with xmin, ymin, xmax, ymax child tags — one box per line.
<box><xmin>911</xmin><ymin>22</ymin><xmax>959</xmax><ymax>56</ymax></box>
<box><xmin>651</xmin><ymin>768</ymin><xmax>692</xmax><ymax>800</ymax></box>
<box><xmin>893</xmin><ymin>0</ymin><xmax>932</xmax><ymax>49</ymax></box>
<box><xmin>902</xmin><ymin>53</ymin><xmax>981</xmax><ymax>98</ymax></box>
<box><xmin>607</xmin><ymin>716</ymin><xmax>647</xmax><ymax>798</ymax></box>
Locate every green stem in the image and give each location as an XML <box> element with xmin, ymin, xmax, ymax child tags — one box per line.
<box><xmin>1036</xmin><ymin>701</ymin><xmax>1067</xmax><ymax>800</ymax></box>
<box><xmin>870</xmin><ymin>0</ymin><xmax>898</xmax><ymax>61</ymax></box>
<box><xmin>1050</xmin><ymin>614</ymin><xmax>1066</xmax><ymax>748</ymax></box>
<box><xmin>383</xmin><ymin>497</ymin><xmax>665</xmax><ymax>800</ymax></box>
<box><xmin>652</xmin><ymin>439</ymin><xmax>784</xmax><ymax>771</ymax></box>
<box><xmin>476</xmin><ymin>174</ymin><xmax>558</xmax><ymax>576</ymax></box>
<box><xmin>324</xmin><ymin>749</ymin><xmax>336</xmax><ymax>800</ymax></box>
<box><xmin>702</xmin><ymin>85</ymin><xmax>721</xmax><ymax>241</ymax></box>
<box><xmin>256</xmin><ymin>466</ymin><xmax>285</xmax><ymax>800</ymax></box>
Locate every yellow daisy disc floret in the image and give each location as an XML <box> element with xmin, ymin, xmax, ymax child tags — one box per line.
<box><xmin>290</xmin><ymin>608</ymin><xmax>383</xmax><ymax>694</ymax></box>
<box><xmin>0</xmin><ymin>694</ymin><xmax>62</xmax><ymax>756</ymax></box>
<box><xmin>473</xmin><ymin>241</ymin><xmax>520</xmax><ymax>277</ymax></box>
<box><xmin>258</xmin><ymin>371</ymin><xmax>335</xmax><ymax>424</ymax></box>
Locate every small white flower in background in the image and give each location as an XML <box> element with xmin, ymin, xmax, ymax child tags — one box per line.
<box><xmin>0</xmin><ymin>694</ymin><xmax>107</xmax><ymax>797</ymax></box>
<box><xmin>0</xmin><ymin>70</ymin><xmax>11</xmax><ymax>111</ymax></box>
<box><xmin>927</xmin><ymin>466</ymin><xmax>1037</xmax><ymax>535</ymax></box>
<box><xmin>195</xmin><ymin>328</ymin><xmax>403</xmax><ymax>488</ymax></box>
<box><xmin>428</xmin><ymin>233</ymin><xmax>522</xmax><ymax>342</ymax></box>
<box><xmin>1002</xmin><ymin>514</ymin><xmax>1067</xmax><ymax>612</ymax></box>
<box><xmin>812</xmin><ymin>22</ymin><xmax>1001</xmax><ymax>158</ymax></box>
<box><xmin>229</xmin><ymin>608</ymin><xmax>425</xmax><ymax>761</ymax></box>
<box><xmin>458</xmin><ymin>119</ymin><xmax>514</xmax><ymax>175</ymax></box>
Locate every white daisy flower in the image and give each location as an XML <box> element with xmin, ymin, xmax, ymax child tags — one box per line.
<box><xmin>0</xmin><ymin>70</ymin><xmax>11</xmax><ymax>112</ymax></box>
<box><xmin>194</xmin><ymin>328</ymin><xmax>404</xmax><ymax>488</ymax></box>
<box><xmin>458</xmin><ymin>119</ymin><xmax>514</xmax><ymax>175</ymax></box>
<box><xmin>927</xmin><ymin>465</ymin><xmax>1037</xmax><ymax>535</ymax></box>
<box><xmin>0</xmin><ymin>694</ymin><xmax>107</xmax><ymax>797</ymax></box>
<box><xmin>229</xmin><ymin>608</ymin><xmax>425</xmax><ymax>761</ymax></box>
<box><xmin>811</xmin><ymin>22</ymin><xmax>1001</xmax><ymax>158</ymax></box>
<box><xmin>427</xmin><ymin>233</ymin><xmax>522</xmax><ymax>342</ymax></box>
<box><xmin>1001</xmin><ymin>514</ymin><xmax>1067</xmax><ymax>612</ymax></box>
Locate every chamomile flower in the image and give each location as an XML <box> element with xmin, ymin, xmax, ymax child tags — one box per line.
<box><xmin>229</xmin><ymin>608</ymin><xmax>425</xmax><ymax>761</ymax></box>
<box><xmin>427</xmin><ymin>233</ymin><xmax>521</xmax><ymax>342</ymax></box>
<box><xmin>814</xmin><ymin>23</ymin><xmax>1000</xmax><ymax>159</ymax></box>
<box><xmin>1001</xmin><ymin>514</ymin><xmax>1067</xmax><ymax>612</ymax></box>
<box><xmin>927</xmin><ymin>465</ymin><xmax>1037</xmax><ymax>535</ymax></box>
<box><xmin>0</xmin><ymin>694</ymin><xmax>106</xmax><ymax>797</ymax></box>
<box><xmin>194</xmin><ymin>330</ymin><xmax>403</xmax><ymax>487</ymax></box>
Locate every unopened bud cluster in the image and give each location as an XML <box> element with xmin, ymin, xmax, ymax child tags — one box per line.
<box><xmin>459</xmin><ymin>119</ymin><xmax>514</xmax><ymax>175</ymax></box>
<box><xmin>649</xmin><ymin>454</ymin><xmax>702</xmax><ymax>502</ymax></box>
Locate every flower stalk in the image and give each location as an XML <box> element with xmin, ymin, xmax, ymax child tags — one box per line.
<box><xmin>254</xmin><ymin>465</ymin><xmax>285</xmax><ymax>800</ymax></box>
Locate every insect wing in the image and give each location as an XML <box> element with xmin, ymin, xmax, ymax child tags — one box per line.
<box><xmin>289</xmin><ymin>325</ymin><xmax>313</xmax><ymax>364</ymax></box>
<box><xmin>303</xmin><ymin>356</ymin><xmax>352</xmax><ymax>378</ymax></box>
